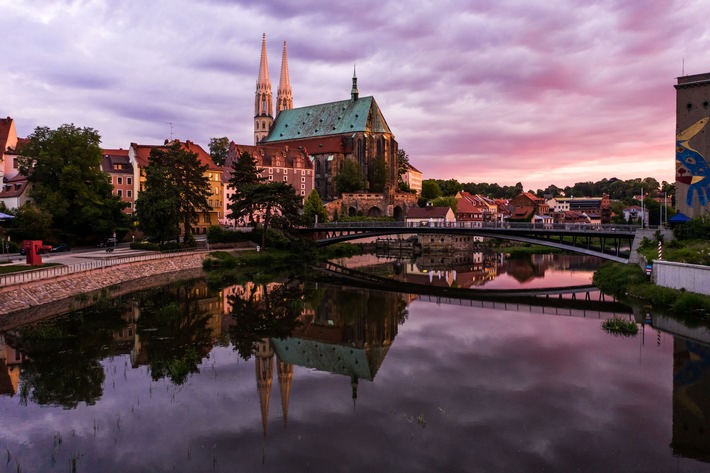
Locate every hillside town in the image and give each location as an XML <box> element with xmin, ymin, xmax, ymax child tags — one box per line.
<box><xmin>0</xmin><ymin>34</ymin><xmax>699</xmax><ymax>242</ymax></box>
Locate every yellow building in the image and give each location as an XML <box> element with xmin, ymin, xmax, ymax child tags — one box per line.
<box><xmin>128</xmin><ymin>140</ymin><xmax>224</xmax><ymax>235</ymax></box>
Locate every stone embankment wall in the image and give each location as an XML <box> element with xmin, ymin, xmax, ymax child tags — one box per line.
<box><xmin>653</xmin><ymin>260</ymin><xmax>710</xmax><ymax>296</ymax></box>
<box><xmin>0</xmin><ymin>253</ymin><xmax>207</xmax><ymax>322</ymax></box>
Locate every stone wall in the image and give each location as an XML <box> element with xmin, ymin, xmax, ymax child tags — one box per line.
<box><xmin>0</xmin><ymin>253</ymin><xmax>207</xmax><ymax>322</ymax></box>
<box><xmin>653</xmin><ymin>260</ymin><xmax>710</xmax><ymax>296</ymax></box>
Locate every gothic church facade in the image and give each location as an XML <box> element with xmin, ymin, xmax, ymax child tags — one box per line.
<box><xmin>253</xmin><ymin>34</ymin><xmax>411</xmax><ymax>217</ymax></box>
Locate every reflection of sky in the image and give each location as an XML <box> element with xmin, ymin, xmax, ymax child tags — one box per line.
<box><xmin>482</xmin><ymin>266</ymin><xmax>594</xmax><ymax>289</ymax></box>
<box><xmin>1</xmin><ymin>301</ymin><xmax>708</xmax><ymax>472</ymax></box>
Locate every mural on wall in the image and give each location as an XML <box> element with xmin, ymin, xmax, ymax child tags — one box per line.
<box><xmin>677</xmin><ymin>117</ymin><xmax>710</xmax><ymax>207</ymax></box>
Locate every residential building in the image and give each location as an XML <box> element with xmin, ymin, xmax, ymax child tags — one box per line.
<box><xmin>129</xmin><ymin>140</ymin><xmax>224</xmax><ymax>235</ymax></box>
<box><xmin>546</xmin><ymin>195</ymin><xmax>611</xmax><ymax>224</ymax></box>
<box><xmin>101</xmin><ymin>149</ymin><xmax>135</xmax><ymax>214</ymax></box>
<box><xmin>509</xmin><ymin>192</ymin><xmax>549</xmax><ymax>222</ymax></box>
<box><xmin>405</xmin><ymin>205</ymin><xmax>455</xmax><ymax>226</ymax></box>
<box><xmin>402</xmin><ymin>163</ymin><xmax>422</xmax><ymax>195</ymax></box>
<box><xmin>0</xmin><ymin>174</ymin><xmax>31</xmax><ymax>210</ymax></box>
<box><xmin>454</xmin><ymin>191</ymin><xmax>499</xmax><ymax>226</ymax></box>
<box><xmin>223</xmin><ymin>143</ymin><xmax>314</xmax><ymax>226</ymax></box>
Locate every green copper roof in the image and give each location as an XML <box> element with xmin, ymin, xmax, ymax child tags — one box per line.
<box><xmin>262</xmin><ymin>96</ymin><xmax>392</xmax><ymax>142</ymax></box>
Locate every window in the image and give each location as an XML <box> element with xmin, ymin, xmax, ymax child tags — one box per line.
<box><xmin>127</xmin><ymin>177</ymin><xmax>132</xmax><ymax>185</ymax></box>
<box><xmin>269</xmin><ymin>168</ymin><xmax>273</xmax><ymax>174</ymax></box>
<box><xmin>301</xmin><ymin>170</ymin><xmax>305</xmax><ymax>175</ymax></box>
<box><xmin>301</xmin><ymin>190</ymin><xmax>305</xmax><ymax>196</ymax></box>
<box><xmin>300</xmin><ymin>184</ymin><xmax>305</xmax><ymax>189</ymax></box>
<box><xmin>204</xmin><ymin>215</ymin><xmax>210</xmax><ymax>223</ymax></box>
<box><xmin>283</xmin><ymin>176</ymin><xmax>288</xmax><ymax>182</ymax></box>
<box><xmin>307</xmin><ymin>171</ymin><xmax>311</xmax><ymax>175</ymax></box>
<box><xmin>118</xmin><ymin>177</ymin><xmax>123</xmax><ymax>185</ymax></box>
<box><xmin>117</xmin><ymin>190</ymin><xmax>123</xmax><ymax>197</ymax></box>
<box><xmin>127</xmin><ymin>190</ymin><xmax>132</xmax><ymax>198</ymax></box>
<box><xmin>268</xmin><ymin>175</ymin><xmax>273</xmax><ymax>181</ymax></box>
<box><xmin>301</xmin><ymin>177</ymin><xmax>305</xmax><ymax>182</ymax></box>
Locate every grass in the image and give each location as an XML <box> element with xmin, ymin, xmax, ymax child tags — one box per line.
<box><xmin>602</xmin><ymin>316</ymin><xmax>638</xmax><ymax>336</ymax></box>
<box><xmin>594</xmin><ymin>262</ymin><xmax>710</xmax><ymax>318</ymax></box>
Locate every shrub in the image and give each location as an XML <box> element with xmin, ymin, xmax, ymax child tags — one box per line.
<box><xmin>672</xmin><ymin>292</ymin><xmax>710</xmax><ymax>316</ymax></box>
<box><xmin>602</xmin><ymin>316</ymin><xmax>638</xmax><ymax>336</ymax></box>
<box><xmin>593</xmin><ymin>262</ymin><xmax>646</xmax><ymax>297</ymax></box>
<box><xmin>207</xmin><ymin>225</ymin><xmax>253</xmax><ymax>243</ymax></box>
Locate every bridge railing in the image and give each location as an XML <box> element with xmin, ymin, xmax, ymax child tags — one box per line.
<box><xmin>313</xmin><ymin>221</ymin><xmax>641</xmax><ymax>233</ymax></box>
<box><xmin>0</xmin><ymin>248</ymin><xmax>205</xmax><ymax>288</ymax></box>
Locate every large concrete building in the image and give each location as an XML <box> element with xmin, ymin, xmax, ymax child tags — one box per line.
<box><xmin>675</xmin><ymin>73</ymin><xmax>710</xmax><ymax>218</ymax></box>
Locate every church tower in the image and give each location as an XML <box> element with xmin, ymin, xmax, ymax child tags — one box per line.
<box><xmin>276</xmin><ymin>41</ymin><xmax>293</xmax><ymax>116</ymax></box>
<box><xmin>254</xmin><ymin>33</ymin><xmax>274</xmax><ymax>144</ymax></box>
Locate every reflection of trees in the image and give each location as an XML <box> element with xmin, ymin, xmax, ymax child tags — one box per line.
<box><xmin>136</xmin><ymin>283</ymin><xmax>216</xmax><ymax>385</ymax></box>
<box><xmin>11</xmin><ymin>306</ymin><xmax>126</xmax><ymax>408</ymax></box>
<box><xmin>228</xmin><ymin>281</ymin><xmax>304</xmax><ymax>361</ymax></box>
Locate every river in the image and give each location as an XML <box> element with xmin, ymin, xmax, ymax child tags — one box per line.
<box><xmin>0</xmin><ymin>253</ymin><xmax>708</xmax><ymax>472</ymax></box>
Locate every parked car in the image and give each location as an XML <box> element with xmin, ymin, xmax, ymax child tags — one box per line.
<box><xmin>98</xmin><ymin>237</ymin><xmax>117</xmax><ymax>247</ymax></box>
<box><xmin>50</xmin><ymin>243</ymin><xmax>71</xmax><ymax>253</ymax></box>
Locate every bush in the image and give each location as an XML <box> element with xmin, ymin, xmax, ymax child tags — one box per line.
<box><xmin>130</xmin><ymin>241</ymin><xmax>160</xmax><ymax>251</ymax></box>
<box><xmin>672</xmin><ymin>292</ymin><xmax>710</xmax><ymax>316</ymax></box>
<box><xmin>202</xmin><ymin>251</ymin><xmax>238</xmax><ymax>270</ymax></box>
<box><xmin>592</xmin><ymin>262</ymin><xmax>646</xmax><ymax>297</ymax></box>
<box><xmin>602</xmin><ymin>316</ymin><xmax>638</xmax><ymax>336</ymax></box>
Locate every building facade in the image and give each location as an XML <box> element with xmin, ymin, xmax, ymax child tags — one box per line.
<box><xmin>223</xmin><ymin>143</ymin><xmax>314</xmax><ymax>226</ymax></box>
<box><xmin>675</xmin><ymin>72</ymin><xmax>710</xmax><ymax>218</ymax></box>
<box><xmin>253</xmin><ymin>35</ymin><xmax>404</xmax><ymax>217</ymax></box>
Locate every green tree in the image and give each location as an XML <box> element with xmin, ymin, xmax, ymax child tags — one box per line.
<box><xmin>10</xmin><ymin>203</ymin><xmax>53</xmax><ymax>241</ymax></box>
<box><xmin>336</xmin><ymin>159</ymin><xmax>364</xmax><ymax>195</ymax></box>
<box><xmin>136</xmin><ymin>141</ymin><xmax>211</xmax><ymax>243</ymax></box>
<box><xmin>17</xmin><ymin>124</ymin><xmax>128</xmax><ymax>242</ymax></box>
<box><xmin>431</xmin><ymin>196</ymin><xmax>457</xmax><ymax>212</ymax></box>
<box><xmin>303</xmin><ymin>189</ymin><xmax>328</xmax><ymax>225</ymax></box>
<box><xmin>368</xmin><ymin>155</ymin><xmax>387</xmax><ymax>192</ymax></box>
<box><xmin>251</xmin><ymin>182</ymin><xmax>304</xmax><ymax>249</ymax></box>
<box><xmin>397</xmin><ymin>149</ymin><xmax>410</xmax><ymax>182</ymax></box>
<box><xmin>421</xmin><ymin>180</ymin><xmax>442</xmax><ymax>201</ymax></box>
<box><xmin>208</xmin><ymin>137</ymin><xmax>230</xmax><ymax>166</ymax></box>
<box><xmin>134</xmin><ymin>175</ymin><xmax>180</xmax><ymax>244</ymax></box>
<box><xmin>226</xmin><ymin>151</ymin><xmax>266</xmax><ymax>227</ymax></box>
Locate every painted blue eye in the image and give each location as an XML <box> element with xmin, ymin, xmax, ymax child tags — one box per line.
<box><xmin>686</xmin><ymin>157</ymin><xmax>697</xmax><ymax>164</ymax></box>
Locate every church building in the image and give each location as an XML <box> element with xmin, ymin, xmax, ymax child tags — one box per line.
<box><xmin>252</xmin><ymin>34</ymin><xmax>407</xmax><ymax>213</ymax></box>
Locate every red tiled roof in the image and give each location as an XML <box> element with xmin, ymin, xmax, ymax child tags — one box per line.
<box><xmin>406</xmin><ymin>206</ymin><xmax>451</xmax><ymax>219</ymax></box>
<box><xmin>131</xmin><ymin>140</ymin><xmax>221</xmax><ymax>171</ymax></box>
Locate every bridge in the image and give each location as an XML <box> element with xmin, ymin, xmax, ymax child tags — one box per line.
<box><xmin>300</xmin><ymin>222</ymin><xmax>642</xmax><ymax>263</ymax></box>
<box><xmin>314</xmin><ymin>261</ymin><xmax>633</xmax><ymax>317</ymax></box>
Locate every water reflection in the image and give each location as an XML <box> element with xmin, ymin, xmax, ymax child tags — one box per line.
<box><xmin>341</xmin><ymin>252</ymin><xmax>600</xmax><ymax>289</ymax></box>
<box><xmin>0</xmin><ymin>271</ymin><xmax>710</xmax><ymax>471</ymax></box>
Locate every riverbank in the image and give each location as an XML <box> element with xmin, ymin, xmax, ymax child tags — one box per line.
<box><xmin>0</xmin><ymin>252</ymin><xmax>208</xmax><ymax>323</ymax></box>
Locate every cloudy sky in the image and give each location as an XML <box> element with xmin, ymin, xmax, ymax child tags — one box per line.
<box><xmin>2</xmin><ymin>0</ymin><xmax>709</xmax><ymax>191</ymax></box>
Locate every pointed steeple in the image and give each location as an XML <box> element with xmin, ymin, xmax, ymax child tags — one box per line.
<box><xmin>255</xmin><ymin>33</ymin><xmax>274</xmax><ymax>144</ymax></box>
<box><xmin>255</xmin><ymin>339</ymin><xmax>274</xmax><ymax>437</ymax></box>
<box><xmin>276</xmin><ymin>41</ymin><xmax>293</xmax><ymax>117</ymax></box>
<box><xmin>351</xmin><ymin>65</ymin><xmax>359</xmax><ymax>102</ymax></box>
<box><xmin>277</xmin><ymin>359</ymin><xmax>293</xmax><ymax>428</ymax></box>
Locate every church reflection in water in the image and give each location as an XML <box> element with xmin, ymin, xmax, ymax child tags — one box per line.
<box><xmin>1</xmin><ymin>276</ymin><xmax>710</xmax><ymax>463</ymax></box>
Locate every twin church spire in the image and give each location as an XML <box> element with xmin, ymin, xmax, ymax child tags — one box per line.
<box><xmin>254</xmin><ymin>33</ymin><xmax>292</xmax><ymax>144</ymax></box>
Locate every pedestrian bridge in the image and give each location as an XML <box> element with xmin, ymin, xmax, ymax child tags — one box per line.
<box><xmin>299</xmin><ymin>222</ymin><xmax>642</xmax><ymax>263</ymax></box>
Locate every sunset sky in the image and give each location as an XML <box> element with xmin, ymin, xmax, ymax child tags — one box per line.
<box><xmin>2</xmin><ymin>0</ymin><xmax>710</xmax><ymax>191</ymax></box>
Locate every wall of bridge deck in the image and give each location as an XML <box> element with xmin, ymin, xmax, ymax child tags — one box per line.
<box><xmin>653</xmin><ymin>260</ymin><xmax>710</xmax><ymax>296</ymax></box>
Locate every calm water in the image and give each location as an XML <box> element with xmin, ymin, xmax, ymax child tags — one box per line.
<box><xmin>0</xmin><ymin>254</ymin><xmax>709</xmax><ymax>473</ymax></box>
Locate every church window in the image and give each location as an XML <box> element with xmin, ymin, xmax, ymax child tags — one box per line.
<box><xmin>256</xmin><ymin>122</ymin><xmax>259</xmax><ymax>130</ymax></box>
